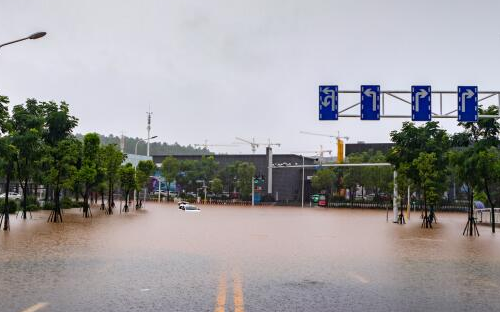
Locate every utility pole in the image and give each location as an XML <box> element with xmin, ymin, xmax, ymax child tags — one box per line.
<box><xmin>147</xmin><ymin>108</ymin><xmax>152</xmax><ymax>157</ymax></box>
<box><xmin>251</xmin><ymin>176</ymin><xmax>255</xmax><ymax>206</ymax></box>
<box><xmin>120</xmin><ymin>132</ymin><xmax>125</xmax><ymax>153</ymax></box>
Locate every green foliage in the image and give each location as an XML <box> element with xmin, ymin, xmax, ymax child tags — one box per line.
<box><xmin>210</xmin><ymin>177</ymin><xmax>224</xmax><ymax>195</ymax></box>
<box><xmin>76</xmin><ymin>133</ymin><xmax>210</xmax><ymax>156</ymax></box>
<box><xmin>388</xmin><ymin>121</ymin><xmax>450</xmax><ymax>207</ymax></box>
<box><xmin>311</xmin><ymin>168</ymin><xmax>335</xmax><ymax>194</ymax></box>
<box><xmin>0</xmin><ymin>200</ymin><xmax>18</xmax><ymax>214</ymax></box>
<box><xmin>136</xmin><ymin>160</ymin><xmax>156</xmax><ymax>191</ymax></box>
<box><xmin>76</xmin><ymin>133</ymin><xmax>102</xmax><ymax>213</ymax></box>
<box><xmin>0</xmin><ymin>95</ymin><xmax>9</xmax><ymax>134</ymax></box>
<box><xmin>119</xmin><ymin>163</ymin><xmax>136</xmax><ymax>195</ymax></box>
<box><xmin>161</xmin><ymin>156</ymin><xmax>180</xmax><ymax>184</ymax></box>
<box><xmin>343</xmin><ymin>150</ymin><xmax>392</xmax><ymax>196</ymax></box>
<box><xmin>414</xmin><ymin>152</ymin><xmax>443</xmax><ymax>206</ymax></box>
<box><xmin>102</xmin><ymin>144</ymin><xmax>126</xmax><ymax>187</ymax></box>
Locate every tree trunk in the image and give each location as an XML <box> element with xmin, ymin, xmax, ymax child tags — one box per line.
<box><xmin>167</xmin><ymin>182</ymin><xmax>170</xmax><ymax>202</ymax></box>
<box><xmin>83</xmin><ymin>188</ymin><xmax>90</xmax><ymax>218</ymax></box>
<box><xmin>123</xmin><ymin>191</ymin><xmax>129</xmax><ymax>212</ymax></box>
<box><xmin>2</xmin><ymin>170</ymin><xmax>11</xmax><ymax>231</ymax></box>
<box><xmin>100</xmin><ymin>189</ymin><xmax>105</xmax><ymax>210</ymax></box>
<box><xmin>107</xmin><ymin>185</ymin><xmax>113</xmax><ymax>215</ymax></box>
<box><xmin>48</xmin><ymin>185</ymin><xmax>63</xmax><ymax>223</ymax></box>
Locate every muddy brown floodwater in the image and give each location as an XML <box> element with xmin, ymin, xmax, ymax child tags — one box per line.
<box><xmin>1</xmin><ymin>203</ymin><xmax>500</xmax><ymax>312</ymax></box>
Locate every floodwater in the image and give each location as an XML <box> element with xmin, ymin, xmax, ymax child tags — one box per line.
<box><xmin>1</xmin><ymin>203</ymin><xmax>500</xmax><ymax>312</ymax></box>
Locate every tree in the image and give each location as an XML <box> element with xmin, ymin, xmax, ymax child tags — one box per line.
<box><xmin>475</xmin><ymin>146</ymin><xmax>500</xmax><ymax>232</ymax></box>
<box><xmin>388</xmin><ymin>121</ymin><xmax>450</xmax><ymax>226</ymax></box>
<box><xmin>135</xmin><ymin>160</ymin><xmax>155</xmax><ymax>208</ymax></box>
<box><xmin>414</xmin><ymin>152</ymin><xmax>443</xmax><ymax>228</ymax></box>
<box><xmin>11</xmin><ymin>99</ymin><xmax>45</xmax><ymax>219</ymax></box>
<box><xmin>210</xmin><ymin>177</ymin><xmax>224</xmax><ymax>196</ymax></box>
<box><xmin>449</xmin><ymin>148</ymin><xmax>481</xmax><ymax>236</ymax></box>
<box><xmin>455</xmin><ymin>105</ymin><xmax>500</xmax><ymax>233</ymax></box>
<box><xmin>119</xmin><ymin>163</ymin><xmax>136</xmax><ymax>212</ymax></box>
<box><xmin>76</xmin><ymin>133</ymin><xmax>101</xmax><ymax>218</ymax></box>
<box><xmin>45</xmin><ymin>139</ymin><xmax>79</xmax><ymax>222</ymax></box>
<box><xmin>235</xmin><ymin>162</ymin><xmax>255</xmax><ymax>200</ymax></box>
<box><xmin>103</xmin><ymin>144</ymin><xmax>125</xmax><ymax>214</ymax></box>
<box><xmin>0</xmin><ymin>139</ymin><xmax>17</xmax><ymax>230</ymax></box>
<box><xmin>41</xmin><ymin>101</ymin><xmax>79</xmax><ymax>223</ymax></box>
<box><xmin>311</xmin><ymin>168</ymin><xmax>335</xmax><ymax>197</ymax></box>
<box><xmin>0</xmin><ymin>95</ymin><xmax>8</xmax><ymax>133</ymax></box>
<box><xmin>161</xmin><ymin>156</ymin><xmax>180</xmax><ymax>201</ymax></box>
<box><xmin>0</xmin><ymin>95</ymin><xmax>14</xmax><ymax>230</ymax></box>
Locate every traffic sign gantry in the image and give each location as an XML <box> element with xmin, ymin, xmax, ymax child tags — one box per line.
<box><xmin>319</xmin><ymin>85</ymin><xmax>338</xmax><ymax>120</ymax></box>
<box><xmin>361</xmin><ymin>85</ymin><xmax>380</xmax><ymax>120</ymax></box>
<box><xmin>457</xmin><ymin>86</ymin><xmax>478</xmax><ymax>122</ymax></box>
<box><xmin>411</xmin><ymin>86</ymin><xmax>431</xmax><ymax>121</ymax></box>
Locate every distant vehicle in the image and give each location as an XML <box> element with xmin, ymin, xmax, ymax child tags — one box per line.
<box><xmin>178</xmin><ymin>201</ymin><xmax>189</xmax><ymax>209</ymax></box>
<box><xmin>378</xmin><ymin>193</ymin><xmax>390</xmax><ymax>200</ymax></box>
<box><xmin>364</xmin><ymin>193</ymin><xmax>375</xmax><ymax>201</ymax></box>
<box><xmin>318</xmin><ymin>195</ymin><xmax>327</xmax><ymax>207</ymax></box>
<box><xmin>0</xmin><ymin>192</ymin><xmax>22</xmax><ymax>200</ymax></box>
<box><xmin>182</xmin><ymin>204</ymin><xmax>200</xmax><ymax>212</ymax></box>
<box><xmin>311</xmin><ymin>194</ymin><xmax>320</xmax><ymax>203</ymax></box>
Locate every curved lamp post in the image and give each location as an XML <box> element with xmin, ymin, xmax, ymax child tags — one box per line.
<box><xmin>134</xmin><ymin>135</ymin><xmax>157</xmax><ymax>208</ymax></box>
<box><xmin>0</xmin><ymin>32</ymin><xmax>47</xmax><ymax>49</ymax></box>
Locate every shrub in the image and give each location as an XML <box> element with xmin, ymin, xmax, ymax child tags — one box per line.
<box><xmin>0</xmin><ymin>200</ymin><xmax>19</xmax><ymax>214</ymax></box>
<box><xmin>27</xmin><ymin>204</ymin><xmax>41</xmax><ymax>212</ymax></box>
<box><xmin>42</xmin><ymin>201</ymin><xmax>54</xmax><ymax>211</ymax></box>
<box><xmin>61</xmin><ymin>197</ymin><xmax>73</xmax><ymax>209</ymax></box>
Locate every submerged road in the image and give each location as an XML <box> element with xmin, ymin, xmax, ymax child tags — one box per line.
<box><xmin>1</xmin><ymin>203</ymin><xmax>499</xmax><ymax>312</ymax></box>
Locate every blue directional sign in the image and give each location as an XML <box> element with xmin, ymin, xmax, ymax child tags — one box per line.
<box><xmin>411</xmin><ymin>86</ymin><xmax>432</xmax><ymax>121</ymax></box>
<box><xmin>319</xmin><ymin>85</ymin><xmax>338</xmax><ymax>120</ymax></box>
<box><xmin>457</xmin><ymin>86</ymin><xmax>478</xmax><ymax>122</ymax></box>
<box><xmin>361</xmin><ymin>85</ymin><xmax>380</xmax><ymax>120</ymax></box>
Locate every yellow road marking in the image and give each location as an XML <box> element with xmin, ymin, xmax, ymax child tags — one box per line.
<box><xmin>233</xmin><ymin>272</ymin><xmax>245</xmax><ymax>312</ymax></box>
<box><xmin>20</xmin><ymin>302</ymin><xmax>49</xmax><ymax>312</ymax></box>
<box><xmin>349</xmin><ymin>272</ymin><xmax>370</xmax><ymax>284</ymax></box>
<box><xmin>215</xmin><ymin>273</ymin><xmax>227</xmax><ymax>312</ymax></box>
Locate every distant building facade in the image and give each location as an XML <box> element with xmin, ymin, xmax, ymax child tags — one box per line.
<box><xmin>345</xmin><ymin>142</ymin><xmax>394</xmax><ymax>156</ymax></box>
<box><xmin>152</xmin><ymin>151</ymin><xmax>316</xmax><ymax>202</ymax></box>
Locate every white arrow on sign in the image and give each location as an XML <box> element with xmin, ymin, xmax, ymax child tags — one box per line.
<box><xmin>363</xmin><ymin>88</ymin><xmax>377</xmax><ymax>111</ymax></box>
<box><xmin>321</xmin><ymin>87</ymin><xmax>336</xmax><ymax>111</ymax></box>
<box><xmin>415</xmin><ymin>89</ymin><xmax>429</xmax><ymax>113</ymax></box>
<box><xmin>461</xmin><ymin>89</ymin><xmax>475</xmax><ymax>113</ymax></box>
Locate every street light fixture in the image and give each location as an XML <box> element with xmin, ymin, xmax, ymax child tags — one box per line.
<box><xmin>134</xmin><ymin>135</ymin><xmax>158</xmax><ymax>155</ymax></box>
<box><xmin>0</xmin><ymin>32</ymin><xmax>47</xmax><ymax>49</ymax></box>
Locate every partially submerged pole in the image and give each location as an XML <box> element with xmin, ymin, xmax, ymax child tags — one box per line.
<box><xmin>393</xmin><ymin>170</ymin><xmax>398</xmax><ymax>223</ymax></box>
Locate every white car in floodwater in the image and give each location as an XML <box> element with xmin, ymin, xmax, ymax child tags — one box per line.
<box><xmin>182</xmin><ymin>204</ymin><xmax>201</xmax><ymax>212</ymax></box>
<box><xmin>178</xmin><ymin>201</ymin><xmax>189</xmax><ymax>209</ymax></box>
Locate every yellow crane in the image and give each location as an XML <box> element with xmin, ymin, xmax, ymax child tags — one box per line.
<box><xmin>299</xmin><ymin>131</ymin><xmax>349</xmax><ymax>163</ymax></box>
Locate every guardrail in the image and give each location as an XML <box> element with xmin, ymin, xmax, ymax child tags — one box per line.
<box><xmin>475</xmin><ymin>208</ymin><xmax>500</xmax><ymax>224</ymax></box>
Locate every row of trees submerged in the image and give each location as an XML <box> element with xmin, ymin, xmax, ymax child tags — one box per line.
<box><xmin>0</xmin><ymin>96</ymin><xmax>158</xmax><ymax>230</ymax></box>
<box><xmin>309</xmin><ymin>105</ymin><xmax>500</xmax><ymax>235</ymax></box>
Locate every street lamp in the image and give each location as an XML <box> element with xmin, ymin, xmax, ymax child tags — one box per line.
<box><xmin>133</xmin><ymin>135</ymin><xmax>157</xmax><ymax>208</ymax></box>
<box><xmin>135</xmin><ymin>135</ymin><xmax>157</xmax><ymax>155</ymax></box>
<box><xmin>0</xmin><ymin>32</ymin><xmax>47</xmax><ymax>50</ymax></box>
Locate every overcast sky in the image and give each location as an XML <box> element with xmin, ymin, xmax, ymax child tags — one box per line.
<box><xmin>1</xmin><ymin>0</ymin><xmax>500</xmax><ymax>155</ymax></box>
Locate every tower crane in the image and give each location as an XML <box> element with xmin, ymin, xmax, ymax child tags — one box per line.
<box><xmin>290</xmin><ymin>145</ymin><xmax>333</xmax><ymax>163</ymax></box>
<box><xmin>194</xmin><ymin>140</ymin><xmax>237</xmax><ymax>149</ymax></box>
<box><xmin>299</xmin><ymin>131</ymin><xmax>349</xmax><ymax>163</ymax></box>
<box><xmin>235</xmin><ymin>137</ymin><xmax>281</xmax><ymax>195</ymax></box>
